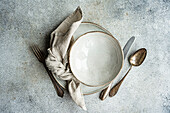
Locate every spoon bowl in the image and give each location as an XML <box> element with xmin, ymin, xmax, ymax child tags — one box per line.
<box><xmin>129</xmin><ymin>48</ymin><xmax>147</xmax><ymax>66</ymax></box>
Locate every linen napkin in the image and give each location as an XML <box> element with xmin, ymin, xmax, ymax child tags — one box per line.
<box><xmin>45</xmin><ymin>7</ymin><xmax>87</xmax><ymax>110</ymax></box>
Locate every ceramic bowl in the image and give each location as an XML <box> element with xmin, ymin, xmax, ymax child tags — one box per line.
<box><xmin>69</xmin><ymin>31</ymin><xmax>124</xmax><ymax>87</ymax></box>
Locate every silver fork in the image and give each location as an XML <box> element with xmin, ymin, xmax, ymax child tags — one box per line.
<box><xmin>31</xmin><ymin>45</ymin><xmax>64</xmax><ymax>97</ymax></box>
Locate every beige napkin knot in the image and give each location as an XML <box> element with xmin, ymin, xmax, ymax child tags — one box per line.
<box><xmin>45</xmin><ymin>7</ymin><xmax>87</xmax><ymax>110</ymax></box>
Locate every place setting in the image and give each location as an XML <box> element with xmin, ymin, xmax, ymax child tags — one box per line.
<box><xmin>31</xmin><ymin>7</ymin><xmax>147</xmax><ymax>111</ymax></box>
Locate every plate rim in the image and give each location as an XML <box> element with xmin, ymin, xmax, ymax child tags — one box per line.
<box><xmin>69</xmin><ymin>31</ymin><xmax>124</xmax><ymax>87</ymax></box>
<box><xmin>82</xmin><ymin>21</ymin><xmax>112</xmax><ymax>35</ymax></box>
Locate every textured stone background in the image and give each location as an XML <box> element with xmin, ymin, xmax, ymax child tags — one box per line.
<box><xmin>0</xmin><ymin>0</ymin><xmax>170</xmax><ymax>113</ymax></box>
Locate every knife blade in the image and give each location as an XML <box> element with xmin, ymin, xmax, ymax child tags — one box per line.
<box><xmin>123</xmin><ymin>36</ymin><xmax>135</xmax><ymax>58</ymax></box>
<box><xmin>99</xmin><ymin>36</ymin><xmax>135</xmax><ymax>100</ymax></box>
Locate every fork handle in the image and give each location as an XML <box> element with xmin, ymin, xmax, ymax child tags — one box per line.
<box><xmin>43</xmin><ymin>64</ymin><xmax>64</xmax><ymax>97</ymax></box>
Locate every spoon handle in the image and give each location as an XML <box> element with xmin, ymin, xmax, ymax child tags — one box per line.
<box><xmin>109</xmin><ymin>66</ymin><xmax>132</xmax><ymax>97</ymax></box>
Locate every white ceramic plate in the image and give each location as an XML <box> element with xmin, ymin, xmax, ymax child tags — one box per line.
<box><xmin>53</xmin><ymin>22</ymin><xmax>117</xmax><ymax>95</ymax></box>
<box><xmin>70</xmin><ymin>31</ymin><xmax>124</xmax><ymax>87</ymax></box>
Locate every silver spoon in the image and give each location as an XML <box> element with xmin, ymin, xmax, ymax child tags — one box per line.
<box><xmin>109</xmin><ymin>48</ymin><xmax>147</xmax><ymax>97</ymax></box>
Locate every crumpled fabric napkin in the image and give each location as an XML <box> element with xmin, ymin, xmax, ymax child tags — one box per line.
<box><xmin>45</xmin><ymin>7</ymin><xmax>87</xmax><ymax>110</ymax></box>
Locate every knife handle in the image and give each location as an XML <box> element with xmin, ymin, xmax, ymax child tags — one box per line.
<box><xmin>44</xmin><ymin>64</ymin><xmax>64</xmax><ymax>98</ymax></box>
<box><xmin>99</xmin><ymin>84</ymin><xmax>111</xmax><ymax>100</ymax></box>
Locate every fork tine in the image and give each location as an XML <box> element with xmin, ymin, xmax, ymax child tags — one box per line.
<box><xmin>31</xmin><ymin>46</ymin><xmax>37</xmax><ymax>57</ymax></box>
<box><xmin>31</xmin><ymin>45</ymin><xmax>41</xmax><ymax>61</ymax></box>
<box><xmin>31</xmin><ymin>45</ymin><xmax>45</xmax><ymax>62</ymax></box>
<box><xmin>32</xmin><ymin>45</ymin><xmax>40</xmax><ymax>57</ymax></box>
<box><xmin>35</xmin><ymin>45</ymin><xmax>44</xmax><ymax>59</ymax></box>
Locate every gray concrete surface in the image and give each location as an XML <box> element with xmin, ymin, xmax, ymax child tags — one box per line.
<box><xmin>0</xmin><ymin>0</ymin><xmax>170</xmax><ymax>113</ymax></box>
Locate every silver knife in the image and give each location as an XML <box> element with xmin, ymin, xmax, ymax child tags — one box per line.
<box><xmin>123</xmin><ymin>36</ymin><xmax>135</xmax><ymax>58</ymax></box>
<box><xmin>99</xmin><ymin>36</ymin><xmax>135</xmax><ymax>100</ymax></box>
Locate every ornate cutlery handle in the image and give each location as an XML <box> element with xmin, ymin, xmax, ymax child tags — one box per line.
<box><xmin>109</xmin><ymin>66</ymin><xmax>132</xmax><ymax>97</ymax></box>
<box><xmin>44</xmin><ymin>63</ymin><xmax>64</xmax><ymax>97</ymax></box>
